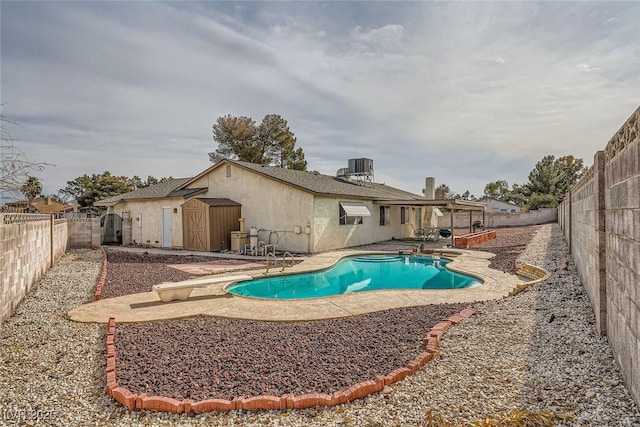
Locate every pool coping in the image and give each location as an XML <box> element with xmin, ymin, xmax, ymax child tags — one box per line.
<box><xmin>68</xmin><ymin>248</ymin><xmax>532</xmax><ymax>324</ymax></box>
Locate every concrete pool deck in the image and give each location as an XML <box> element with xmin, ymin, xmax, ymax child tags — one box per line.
<box><xmin>68</xmin><ymin>249</ymin><xmax>531</xmax><ymax>324</ymax></box>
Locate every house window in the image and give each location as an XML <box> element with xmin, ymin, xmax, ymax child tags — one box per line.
<box><xmin>500</xmin><ymin>208</ymin><xmax>507</xmax><ymax>212</ymax></box>
<box><xmin>401</xmin><ymin>207</ymin><xmax>409</xmax><ymax>224</ymax></box>
<box><xmin>226</xmin><ymin>165</ymin><xmax>231</xmax><ymax>177</ymax></box>
<box><xmin>339</xmin><ymin>201</ymin><xmax>371</xmax><ymax>225</ymax></box>
<box><xmin>379</xmin><ymin>206</ymin><xmax>390</xmax><ymax>226</ymax></box>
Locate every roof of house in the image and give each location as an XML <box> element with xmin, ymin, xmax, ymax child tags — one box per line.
<box><xmin>94</xmin><ymin>178</ymin><xmax>204</xmax><ymax>206</ymax></box>
<box><xmin>477</xmin><ymin>197</ymin><xmax>520</xmax><ymax>206</ymax></box>
<box><xmin>180</xmin><ymin>160</ymin><xmax>426</xmax><ymax>201</ymax></box>
<box><xmin>33</xmin><ymin>203</ymin><xmax>74</xmax><ymax>213</ymax></box>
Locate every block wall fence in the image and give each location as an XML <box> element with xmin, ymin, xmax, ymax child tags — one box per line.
<box><xmin>0</xmin><ymin>214</ymin><xmax>100</xmax><ymax>324</ymax></box>
<box><xmin>559</xmin><ymin>105</ymin><xmax>640</xmax><ymax>406</ymax></box>
<box><xmin>436</xmin><ymin>208</ymin><xmax>557</xmax><ymax>229</ymax></box>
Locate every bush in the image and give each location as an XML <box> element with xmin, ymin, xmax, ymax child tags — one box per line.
<box><xmin>527</xmin><ymin>194</ymin><xmax>558</xmax><ymax>210</ymax></box>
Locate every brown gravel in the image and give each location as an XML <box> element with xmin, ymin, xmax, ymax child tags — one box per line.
<box><xmin>116</xmin><ymin>304</ymin><xmax>467</xmax><ymax>401</ymax></box>
<box><xmin>470</xmin><ymin>225</ymin><xmax>541</xmax><ymax>274</ymax></box>
<box><xmin>101</xmin><ymin>250</ymin><xmax>215</xmax><ymax>299</ymax></box>
<box><xmin>111</xmin><ymin>226</ymin><xmax>540</xmax><ymax>403</ymax></box>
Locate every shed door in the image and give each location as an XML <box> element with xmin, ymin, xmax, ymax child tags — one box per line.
<box><xmin>162</xmin><ymin>208</ymin><xmax>172</xmax><ymax>248</ymax></box>
<box><xmin>183</xmin><ymin>207</ymin><xmax>207</xmax><ymax>251</ymax></box>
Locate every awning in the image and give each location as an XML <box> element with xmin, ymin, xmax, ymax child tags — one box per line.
<box><xmin>340</xmin><ymin>201</ymin><xmax>371</xmax><ymax>217</ymax></box>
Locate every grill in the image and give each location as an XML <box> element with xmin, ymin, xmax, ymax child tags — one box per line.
<box><xmin>439</xmin><ymin>228</ymin><xmax>452</xmax><ymax>238</ymax></box>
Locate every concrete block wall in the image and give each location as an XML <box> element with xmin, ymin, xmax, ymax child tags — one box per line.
<box><xmin>437</xmin><ymin>208</ymin><xmax>557</xmax><ymax>229</ymax></box>
<box><xmin>53</xmin><ymin>219</ymin><xmax>68</xmax><ymax>260</ymax></box>
<box><xmin>558</xmin><ymin>105</ymin><xmax>640</xmax><ymax>406</ymax></box>
<box><xmin>566</xmin><ymin>154</ymin><xmax>607</xmax><ymax>335</ymax></box>
<box><xmin>1</xmin><ymin>214</ymin><xmax>53</xmax><ymax>323</ymax></box>
<box><xmin>68</xmin><ymin>218</ymin><xmax>100</xmax><ymax>248</ymax></box>
<box><xmin>604</xmin><ymin>121</ymin><xmax>639</xmax><ymax>406</ymax></box>
<box><xmin>0</xmin><ymin>215</ymin><xmax>100</xmax><ymax>324</ymax></box>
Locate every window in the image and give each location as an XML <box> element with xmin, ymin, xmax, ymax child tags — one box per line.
<box><xmin>339</xmin><ymin>201</ymin><xmax>371</xmax><ymax>225</ymax></box>
<box><xmin>226</xmin><ymin>165</ymin><xmax>232</xmax><ymax>177</ymax></box>
<box><xmin>379</xmin><ymin>206</ymin><xmax>390</xmax><ymax>226</ymax></box>
<box><xmin>401</xmin><ymin>207</ymin><xmax>409</xmax><ymax>224</ymax></box>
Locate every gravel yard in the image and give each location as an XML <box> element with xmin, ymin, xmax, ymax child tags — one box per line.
<box><xmin>1</xmin><ymin>224</ymin><xmax>639</xmax><ymax>426</ymax></box>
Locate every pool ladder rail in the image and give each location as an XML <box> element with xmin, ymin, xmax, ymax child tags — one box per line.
<box><xmin>265</xmin><ymin>252</ymin><xmax>296</xmax><ymax>273</ymax></box>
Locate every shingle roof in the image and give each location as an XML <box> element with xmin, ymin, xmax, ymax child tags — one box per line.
<box><xmin>95</xmin><ymin>178</ymin><xmax>196</xmax><ymax>206</ymax></box>
<box><xmin>212</xmin><ymin>161</ymin><xmax>425</xmax><ymax>201</ymax></box>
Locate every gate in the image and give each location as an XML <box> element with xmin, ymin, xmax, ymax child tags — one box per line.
<box><xmin>101</xmin><ymin>213</ymin><xmax>123</xmax><ymax>245</ymax></box>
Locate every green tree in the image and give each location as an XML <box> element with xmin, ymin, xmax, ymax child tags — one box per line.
<box><xmin>527</xmin><ymin>194</ymin><xmax>558</xmax><ymax>210</ymax></box>
<box><xmin>523</xmin><ymin>154</ymin><xmax>587</xmax><ymax>197</ymax></box>
<box><xmin>483</xmin><ymin>180</ymin><xmax>510</xmax><ymax>200</ymax></box>
<box><xmin>555</xmin><ymin>155</ymin><xmax>587</xmax><ymax>195</ymax></box>
<box><xmin>209</xmin><ymin>114</ymin><xmax>307</xmax><ymax>170</ymax></box>
<box><xmin>21</xmin><ymin>175</ymin><xmax>42</xmax><ymax>207</ymax></box>
<box><xmin>61</xmin><ymin>172</ymin><xmax>135</xmax><ymax>208</ymax></box>
<box><xmin>60</xmin><ymin>173</ymin><xmax>174</xmax><ymax>207</ymax></box>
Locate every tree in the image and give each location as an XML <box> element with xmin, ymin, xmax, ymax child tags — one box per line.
<box><xmin>555</xmin><ymin>155</ymin><xmax>587</xmax><ymax>195</ymax></box>
<box><xmin>523</xmin><ymin>154</ymin><xmax>587</xmax><ymax>197</ymax></box>
<box><xmin>483</xmin><ymin>180</ymin><xmax>510</xmax><ymax>200</ymax></box>
<box><xmin>209</xmin><ymin>114</ymin><xmax>307</xmax><ymax>170</ymax></box>
<box><xmin>60</xmin><ymin>172</ymin><xmax>175</xmax><ymax>207</ymax></box>
<box><xmin>527</xmin><ymin>194</ymin><xmax>558</xmax><ymax>210</ymax></box>
<box><xmin>61</xmin><ymin>172</ymin><xmax>135</xmax><ymax>208</ymax></box>
<box><xmin>1</xmin><ymin>112</ymin><xmax>51</xmax><ymax>200</ymax></box>
<box><xmin>21</xmin><ymin>175</ymin><xmax>42</xmax><ymax>207</ymax></box>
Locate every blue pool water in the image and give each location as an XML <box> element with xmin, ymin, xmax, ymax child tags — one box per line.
<box><xmin>226</xmin><ymin>254</ymin><xmax>482</xmax><ymax>299</ymax></box>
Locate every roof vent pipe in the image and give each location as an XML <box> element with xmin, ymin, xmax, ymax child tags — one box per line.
<box><xmin>424</xmin><ymin>177</ymin><xmax>436</xmax><ymax>200</ymax></box>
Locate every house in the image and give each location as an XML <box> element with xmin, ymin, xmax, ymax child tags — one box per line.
<box><xmin>1</xmin><ymin>197</ymin><xmax>74</xmax><ymax>215</ymax></box>
<box><xmin>95</xmin><ymin>159</ymin><xmax>485</xmax><ymax>253</ymax></box>
<box><xmin>477</xmin><ymin>197</ymin><xmax>521</xmax><ymax>213</ymax></box>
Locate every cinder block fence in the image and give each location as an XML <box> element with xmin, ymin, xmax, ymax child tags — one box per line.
<box><xmin>559</xmin><ymin>105</ymin><xmax>640</xmax><ymax>406</ymax></box>
<box><xmin>0</xmin><ymin>214</ymin><xmax>100</xmax><ymax>324</ymax></box>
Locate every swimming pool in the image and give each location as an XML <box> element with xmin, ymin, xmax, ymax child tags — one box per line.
<box><xmin>226</xmin><ymin>254</ymin><xmax>482</xmax><ymax>300</ymax></box>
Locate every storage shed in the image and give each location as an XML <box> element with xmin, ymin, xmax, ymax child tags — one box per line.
<box><xmin>181</xmin><ymin>198</ymin><xmax>242</xmax><ymax>251</ymax></box>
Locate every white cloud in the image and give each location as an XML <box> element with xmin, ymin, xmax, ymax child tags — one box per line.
<box><xmin>1</xmin><ymin>1</ymin><xmax>639</xmax><ymax>199</ymax></box>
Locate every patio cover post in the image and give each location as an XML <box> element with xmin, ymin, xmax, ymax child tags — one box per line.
<box><xmin>469</xmin><ymin>210</ymin><xmax>473</xmax><ymax>234</ymax></box>
<box><xmin>450</xmin><ymin>209</ymin><xmax>454</xmax><ymax>245</ymax></box>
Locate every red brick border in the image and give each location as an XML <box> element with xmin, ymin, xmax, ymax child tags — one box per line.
<box><xmin>454</xmin><ymin>230</ymin><xmax>497</xmax><ymax>249</ymax></box>
<box><xmin>105</xmin><ymin>308</ymin><xmax>476</xmax><ymax>413</ymax></box>
<box><xmin>94</xmin><ymin>247</ymin><xmax>108</xmax><ymax>301</ymax></box>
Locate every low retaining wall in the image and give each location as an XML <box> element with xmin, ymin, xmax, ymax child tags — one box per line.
<box><xmin>453</xmin><ymin>230</ymin><xmax>497</xmax><ymax>249</ymax></box>
<box><xmin>105</xmin><ymin>309</ymin><xmax>477</xmax><ymax>413</ymax></box>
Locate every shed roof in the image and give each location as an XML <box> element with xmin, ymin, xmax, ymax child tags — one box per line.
<box><xmin>190</xmin><ymin>198</ymin><xmax>241</xmax><ymax>207</ymax></box>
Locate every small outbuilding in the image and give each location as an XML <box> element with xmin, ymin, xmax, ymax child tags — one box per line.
<box><xmin>181</xmin><ymin>198</ymin><xmax>242</xmax><ymax>252</ymax></box>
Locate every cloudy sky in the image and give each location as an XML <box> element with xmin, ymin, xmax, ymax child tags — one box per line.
<box><xmin>2</xmin><ymin>1</ymin><xmax>639</xmax><ymax>200</ymax></box>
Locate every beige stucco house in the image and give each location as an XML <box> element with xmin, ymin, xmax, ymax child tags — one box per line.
<box><xmin>96</xmin><ymin>160</ymin><xmax>483</xmax><ymax>253</ymax></box>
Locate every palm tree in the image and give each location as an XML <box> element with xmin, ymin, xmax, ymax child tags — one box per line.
<box><xmin>21</xmin><ymin>175</ymin><xmax>42</xmax><ymax>210</ymax></box>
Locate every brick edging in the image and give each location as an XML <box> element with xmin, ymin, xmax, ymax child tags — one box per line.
<box><xmin>94</xmin><ymin>247</ymin><xmax>108</xmax><ymax>301</ymax></box>
<box><xmin>105</xmin><ymin>307</ymin><xmax>476</xmax><ymax>413</ymax></box>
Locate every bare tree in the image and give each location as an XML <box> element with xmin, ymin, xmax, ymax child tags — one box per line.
<box><xmin>1</xmin><ymin>111</ymin><xmax>51</xmax><ymax>201</ymax></box>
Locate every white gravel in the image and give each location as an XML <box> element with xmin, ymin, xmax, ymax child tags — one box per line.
<box><xmin>1</xmin><ymin>224</ymin><xmax>639</xmax><ymax>426</ymax></box>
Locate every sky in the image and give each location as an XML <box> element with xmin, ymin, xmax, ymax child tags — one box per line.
<box><xmin>1</xmin><ymin>1</ymin><xmax>639</xmax><ymax>201</ymax></box>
